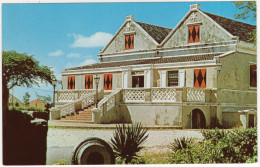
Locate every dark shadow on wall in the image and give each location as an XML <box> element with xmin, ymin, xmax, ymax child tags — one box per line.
<box><xmin>3</xmin><ymin>109</ymin><xmax>48</xmax><ymax>165</ymax></box>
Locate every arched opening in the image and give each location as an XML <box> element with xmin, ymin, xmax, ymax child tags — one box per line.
<box><xmin>192</xmin><ymin>109</ymin><xmax>206</xmax><ymax>129</ymax></box>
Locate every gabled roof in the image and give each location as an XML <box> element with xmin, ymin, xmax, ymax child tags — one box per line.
<box><xmin>136</xmin><ymin>22</ymin><xmax>172</xmax><ymax>44</ymax></box>
<box><xmin>204</xmin><ymin>12</ymin><xmax>256</xmax><ymax>42</ymax></box>
<box><xmin>66</xmin><ymin>53</ymin><xmax>222</xmax><ymax>71</ymax></box>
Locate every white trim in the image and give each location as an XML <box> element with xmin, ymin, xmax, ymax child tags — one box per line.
<box><xmin>98</xmin><ymin>41</ymin><xmax>237</xmax><ymax>59</ymax></box>
<box><xmin>214</xmin><ymin>51</ymin><xmax>235</xmax><ymax>58</ymax></box>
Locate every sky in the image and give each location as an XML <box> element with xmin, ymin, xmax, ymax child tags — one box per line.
<box><xmin>2</xmin><ymin>1</ymin><xmax>257</xmax><ymax>103</ymax></box>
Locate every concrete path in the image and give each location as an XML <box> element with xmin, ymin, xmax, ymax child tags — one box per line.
<box><xmin>46</xmin><ymin>121</ymin><xmax>203</xmax><ymax>165</ymax></box>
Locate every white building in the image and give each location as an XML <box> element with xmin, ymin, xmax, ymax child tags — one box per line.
<box><xmin>50</xmin><ymin>4</ymin><xmax>257</xmax><ymax>129</ymax></box>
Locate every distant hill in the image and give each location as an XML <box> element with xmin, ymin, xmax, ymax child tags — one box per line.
<box><xmin>29</xmin><ymin>99</ymin><xmax>47</xmax><ymax>109</ymax></box>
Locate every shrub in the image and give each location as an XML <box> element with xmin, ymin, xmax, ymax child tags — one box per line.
<box><xmin>110</xmin><ymin>123</ymin><xmax>149</xmax><ymax>164</ymax></box>
<box><xmin>170</xmin><ymin>128</ymin><xmax>257</xmax><ymax>164</ymax></box>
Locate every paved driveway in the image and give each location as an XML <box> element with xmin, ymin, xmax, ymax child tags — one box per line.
<box><xmin>46</xmin><ymin>126</ymin><xmax>203</xmax><ymax>165</ymax></box>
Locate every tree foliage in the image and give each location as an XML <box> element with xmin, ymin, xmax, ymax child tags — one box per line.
<box><xmin>2</xmin><ymin>51</ymin><xmax>54</xmax><ymax>90</ymax></box>
<box><xmin>233</xmin><ymin>1</ymin><xmax>256</xmax><ymax>21</ymax></box>
<box><xmin>233</xmin><ymin>1</ymin><xmax>256</xmax><ymax>44</ymax></box>
<box><xmin>23</xmin><ymin>92</ymin><xmax>31</xmax><ymax>106</ymax></box>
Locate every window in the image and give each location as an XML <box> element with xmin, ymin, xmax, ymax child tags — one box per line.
<box><xmin>132</xmin><ymin>76</ymin><xmax>144</xmax><ymax>88</ymax></box>
<box><xmin>194</xmin><ymin>69</ymin><xmax>206</xmax><ymax>88</ymax></box>
<box><xmin>168</xmin><ymin>71</ymin><xmax>178</xmax><ymax>86</ymax></box>
<box><xmin>188</xmin><ymin>25</ymin><xmax>200</xmax><ymax>43</ymax></box>
<box><xmin>68</xmin><ymin>76</ymin><xmax>75</xmax><ymax>90</ymax></box>
<box><xmin>250</xmin><ymin>64</ymin><xmax>257</xmax><ymax>87</ymax></box>
<box><xmin>125</xmin><ymin>34</ymin><xmax>134</xmax><ymax>50</ymax></box>
<box><xmin>85</xmin><ymin>75</ymin><xmax>93</xmax><ymax>89</ymax></box>
<box><xmin>104</xmin><ymin>74</ymin><xmax>112</xmax><ymax>90</ymax></box>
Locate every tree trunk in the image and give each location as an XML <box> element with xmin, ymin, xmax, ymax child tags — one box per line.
<box><xmin>2</xmin><ymin>84</ymin><xmax>9</xmax><ymax>164</ymax></box>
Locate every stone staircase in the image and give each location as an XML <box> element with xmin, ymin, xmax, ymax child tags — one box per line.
<box><xmin>60</xmin><ymin>104</ymin><xmax>95</xmax><ymax>123</ymax></box>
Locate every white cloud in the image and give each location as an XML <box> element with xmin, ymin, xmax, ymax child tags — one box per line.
<box><xmin>67</xmin><ymin>53</ymin><xmax>81</xmax><ymax>58</ymax></box>
<box><xmin>48</xmin><ymin>50</ymin><xmax>64</xmax><ymax>57</ymax></box>
<box><xmin>70</xmin><ymin>32</ymin><xmax>113</xmax><ymax>48</ymax></box>
<box><xmin>65</xmin><ymin>59</ymin><xmax>97</xmax><ymax>69</ymax></box>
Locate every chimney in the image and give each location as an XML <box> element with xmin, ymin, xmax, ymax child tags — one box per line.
<box><xmin>190</xmin><ymin>4</ymin><xmax>200</xmax><ymax>11</ymax></box>
<box><xmin>125</xmin><ymin>15</ymin><xmax>135</xmax><ymax>21</ymax></box>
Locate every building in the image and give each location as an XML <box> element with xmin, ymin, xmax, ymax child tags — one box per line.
<box><xmin>50</xmin><ymin>4</ymin><xmax>257</xmax><ymax>129</ymax></box>
<box><xmin>29</xmin><ymin>99</ymin><xmax>47</xmax><ymax>109</ymax></box>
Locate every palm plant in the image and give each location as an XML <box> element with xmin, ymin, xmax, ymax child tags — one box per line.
<box><xmin>170</xmin><ymin>137</ymin><xmax>194</xmax><ymax>152</ymax></box>
<box><xmin>110</xmin><ymin>123</ymin><xmax>149</xmax><ymax>164</ymax></box>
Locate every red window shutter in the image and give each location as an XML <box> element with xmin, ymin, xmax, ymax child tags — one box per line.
<box><xmin>250</xmin><ymin>65</ymin><xmax>257</xmax><ymax>87</ymax></box>
<box><xmin>125</xmin><ymin>35</ymin><xmax>134</xmax><ymax>50</ymax></box>
<box><xmin>189</xmin><ymin>26</ymin><xmax>194</xmax><ymax>43</ymax></box>
<box><xmin>68</xmin><ymin>76</ymin><xmax>75</xmax><ymax>90</ymax></box>
<box><xmin>125</xmin><ymin>35</ymin><xmax>129</xmax><ymax>50</ymax></box>
<box><xmin>188</xmin><ymin>25</ymin><xmax>200</xmax><ymax>43</ymax></box>
<box><xmin>85</xmin><ymin>75</ymin><xmax>93</xmax><ymax>89</ymax></box>
<box><xmin>104</xmin><ymin>74</ymin><xmax>112</xmax><ymax>90</ymax></box>
<box><xmin>194</xmin><ymin>69</ymin><xmax>206</xmax><ymax>88</ymax></box>
<box><xmin>130</xmin><ymin>35</ymin><xmax>134</xmax><ymax>49</ymax></box>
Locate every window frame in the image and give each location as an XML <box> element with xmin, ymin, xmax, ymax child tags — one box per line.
<box><xmin>250</xmin><ymin>64</ymin><xmax>257</xmax><ymax>88</ymax></box>
<box><xmin>168</xmin><ymin>70</ymin><xmax>179</xmax><ymax>87</ymax></box>
<box><xmin>125</xmin><ymin>34</ymin><xmax>134</xmax><ymax>50</ymax></box>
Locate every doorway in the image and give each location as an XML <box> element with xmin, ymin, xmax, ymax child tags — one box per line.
<box><xmin>192</xmin><ymin>109</ymin><xmax>206</xmax><ymax>129</ymax></box>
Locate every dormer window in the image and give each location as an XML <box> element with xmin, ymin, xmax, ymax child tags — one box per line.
<box><xmin>125</xmin><ymin>34</ymin><xmax>134</xmax><ymax>50</ymax></box>
<box><xmin>188</xmin><ymin>25</ymin><xmax>200</xmax><ymax>43</ymax></box>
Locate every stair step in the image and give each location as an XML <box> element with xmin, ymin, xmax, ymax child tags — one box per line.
<box><xmin>60</xmin><ymin>104</ymin><xmax>95</xmax><ymax>121</ymax></box>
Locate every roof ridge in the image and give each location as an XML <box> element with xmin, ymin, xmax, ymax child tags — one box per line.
<box><xmin>136</xmin><ymin>21</ymin><xmax>172</xmax><ymax>31</ymax></box>
<box><xmin>203</xmin><ymin>11</ymin><xmax>256</xmax><ymax>27</ymax></box>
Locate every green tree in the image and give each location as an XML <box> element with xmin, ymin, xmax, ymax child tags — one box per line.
<box><xmin>22</xmin><ymin>92</ymin><xmax>31</xmax><ymax>106</ymax></box>
<box><xmin>2</xmin><ymin>51</ymin><xmax>54</xmax><ymax>126</ymax></box>
<box><xmin>233</xmin><ymin>1</ymin><xmax>256</xmax><ymax>43</ymax></box>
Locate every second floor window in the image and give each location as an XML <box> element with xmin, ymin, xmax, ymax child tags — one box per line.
<box><xmin>104</xmin><ymin>74</ymin><xmax>112</xmax><ymax>90</ymax></box>
<box><xmin>125</xmin><ymin>34</ymin><xmax>134</xmax><ymax>50</ymax></box>
<box><xmin>188</xmin><ymin>25</ymin><xmax>200</xmax><ymax>43</ymax></box>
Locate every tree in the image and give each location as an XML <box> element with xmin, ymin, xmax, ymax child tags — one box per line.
<box><xmin>233</xmin><ymin>1</ymin><xmax>256</xmax><ymax>44</ymax></box>
<box><xmin>2</xmin><ymin>51</ymin><xmax>54</xmax><ymax>126</ymax></box>
<box><xmin>23</xmin><ymin>92</ymin><xmax>31</xmax><ymax>106</ymax></box>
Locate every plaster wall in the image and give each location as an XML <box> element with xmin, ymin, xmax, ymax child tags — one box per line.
<box><xmin>62</xmin><ymin>75</ymin><xmax>68</xmax><ymax>90</ymax></box>
<box><xmin>222</xmin><ymin>112</ymin><xmax>243</xmax><ymax>128</ymax></box>
<box><xmin>217</xmin><ymin>52</ymin><xmax>257</xmax><ymax>90</ymax></box>
<box><xmin>119</xmin><ymin>104</ymin><xmax>182</xmax><ymax>126</ymax></box>
<box><xmin>163</xmin><ymin>11</ymin><xmax>232</xmax><ymax>48</ymax></box>
<box><xmin>102</xmin><ymin>21</ymin><xmax>157</xmax><ymax>55</ymax></box>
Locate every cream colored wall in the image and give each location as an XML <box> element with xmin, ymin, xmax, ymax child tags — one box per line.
<box><xmin>112</xmin><ymin>73</ymin><xmax>122</xmax><ymax>90</ymax></box>
<box><xmin>217</xmin><ymin>52</ymin><xmax>257</xmax><ymax>90</ymax></box>
<box><xmin>153</xmin><ymin>70</ymin><xmax>160</xmax><ymax>87</ymax></box>
<box><xmin>163</xmin><ymin>11</ymin><xmax>232</xmax><ymax>48</ymax></box>
<box><xmin>120</xmin><ymin>104</ymin><xmax>182</xmax><ymax>126</ymax></box>
<box><xmin>103</xmin><ymin>21</ymin><xmax>157</xmax><ymax>54</ymax></box>
<box><xmin>62</xmin><ymin>75</ymin><xmax>68</xmax><ymax>90</ymax></box>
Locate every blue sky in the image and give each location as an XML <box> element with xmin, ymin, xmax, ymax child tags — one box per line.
<box><xmin>2</xmin><ymin>1</ymin><xmax>257</xmax><ymax>102</ymax></box>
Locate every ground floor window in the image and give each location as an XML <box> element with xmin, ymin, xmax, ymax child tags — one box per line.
<box><xmin>132</xmin><ymin>76</ymin><xmax>144</xmax><ymax>88</ymax></box>
<box><xmin>250</xmin><ymin>64</ymin><xmax>257</xmax><ymax>87</ymax></box>
<box><xmin>168</xmin><ymin>71</ymin><xmax>178</xmax><ymax>86</ymax></box>
<box><xmin>85</xmin><ymin>75</ymin><xmax>93</xmax><ymax>89</ymax></box>
<box><xmin>104</xmin><ymin>74</ymin><xmax>112</xmax><ymax>90</ymax></box>
<box><xmin>68</xmin><ymin>76</ymin><xmax>75</xmax><ymax>90</ymax></box>
<box><xmin>194</xmin><ymin>69</ymin><xmax>206</xmax><ymax>88</ymax></box>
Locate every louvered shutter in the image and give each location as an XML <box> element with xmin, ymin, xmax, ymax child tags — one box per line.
<box><xmin>125</xmin><ymin>35</ymin><xmax>134</xmax><ymax>50</ymax></box>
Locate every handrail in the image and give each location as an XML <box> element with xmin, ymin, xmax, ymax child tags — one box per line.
<box><xmin>98</xmin><ymin>88</ymin><xmax>122</xmax><ymax>109</ymax></box>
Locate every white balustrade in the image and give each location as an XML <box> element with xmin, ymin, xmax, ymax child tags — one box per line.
<box><xmin>187</xmin><ymin>88</ymin><xmax>206</xmax><ymax>102</ymax></box>
<box><xmin>79</xmin><ymin>90</ymin><xmax>96</xmax><ymax>98</ymax></box>
<box><xmin>151</xmin><ymin>88</ymin><xmax>177</xmax><ymax>102</ymax></box>
<box><xmin>57</xmin><ymin>90</ymin><xmax>75</xmax><ymax>101</ymax></box>
<box><xmin>123</xmin><ymin>89</ymin><xmax>145</xmax><ymax>102</ymax></box>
